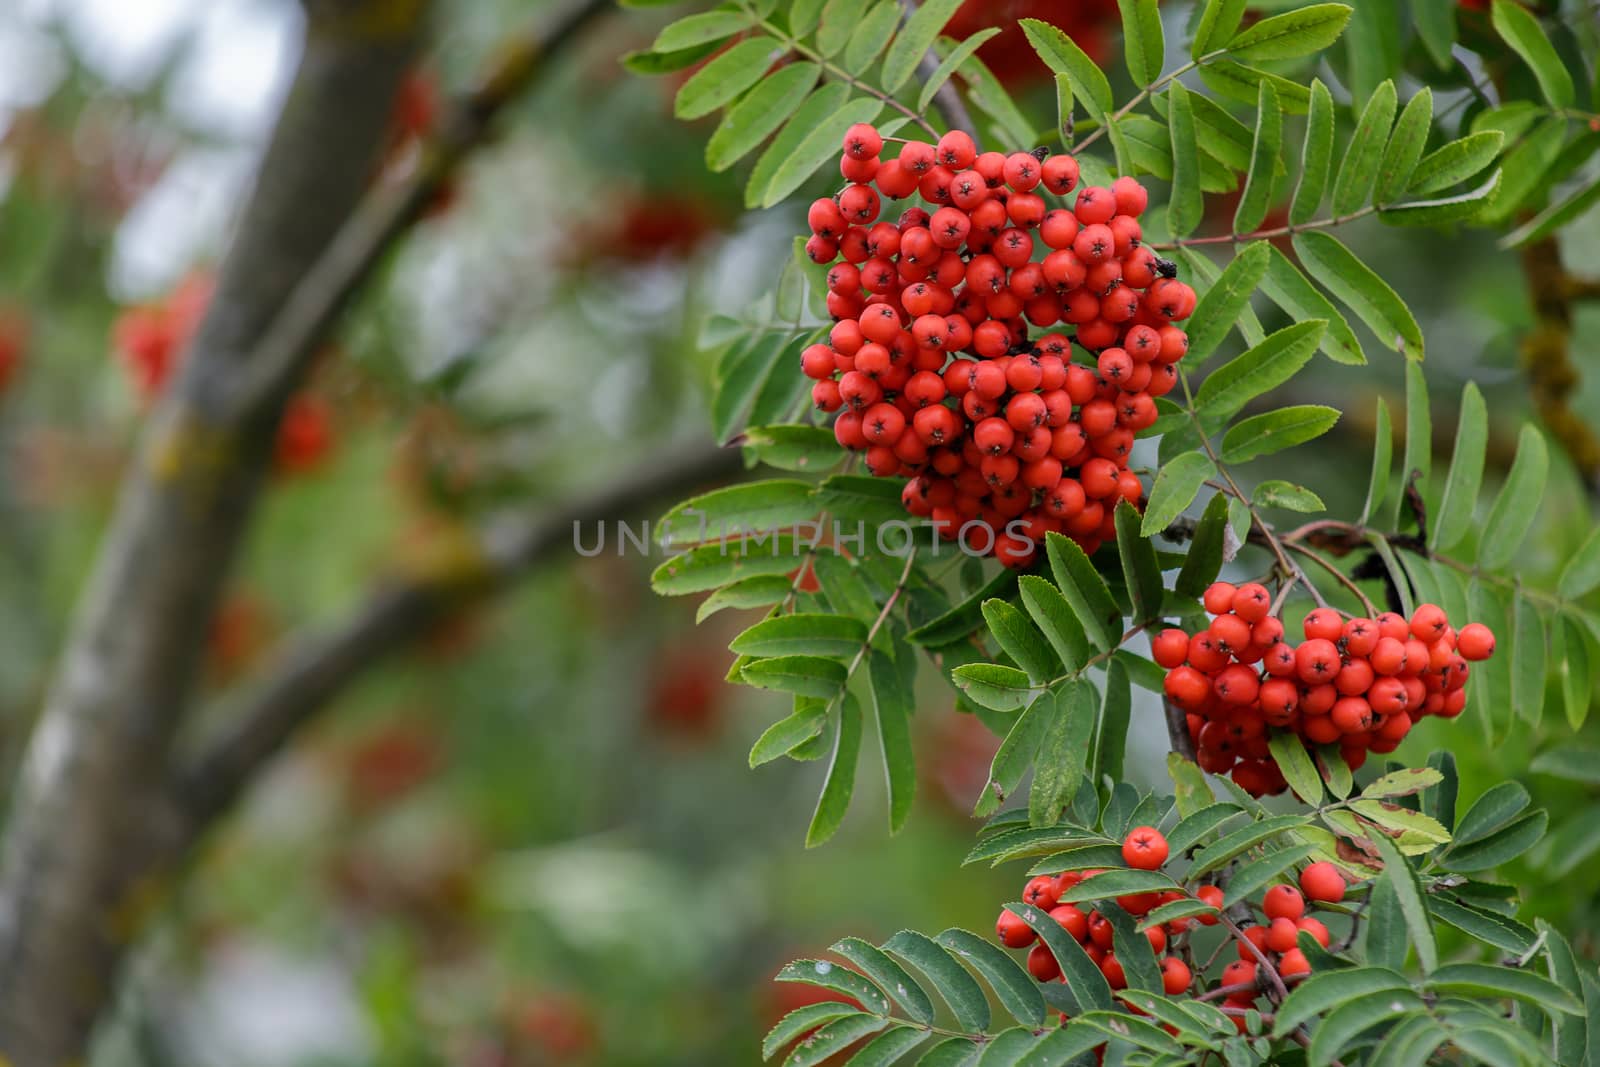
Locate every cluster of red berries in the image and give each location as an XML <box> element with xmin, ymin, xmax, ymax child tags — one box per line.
<box><xmin>1154</xmin><ymin>588</ymin><xmax>1497</xmax><ymax>795</ymax></box>
<box><xmin>110</xmin><ymin>275</ymin><xmax>335</xmax><ymax>474</ymax></box>
<box><xmin>804</xmin><ymin>123</ymin><xmax>1196</xmax><ymax>568</ymax></box>
<box><xmin>994</xmin><ymin>827</ymin><xmax>1350</xmax><ymax>1032</ymax></box>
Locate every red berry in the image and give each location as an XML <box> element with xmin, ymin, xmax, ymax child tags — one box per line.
<box><xmin>1298</xmin><ymin>861</ymin><xmax>1346</xmax><ymax>903</ymax></box>
<box><xmin>1122</xmin><ymin>827</ymin><xmax>1169</xmax><ymax>870</ymax></box>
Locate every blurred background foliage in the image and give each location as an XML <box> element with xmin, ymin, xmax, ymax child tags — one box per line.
<box><xmin>1</xmin><ymin>0</ymin><xmax>1599</xmax><ymax>1063</ymax></box>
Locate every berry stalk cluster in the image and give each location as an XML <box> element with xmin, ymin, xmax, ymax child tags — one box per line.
<box><xmin>1153</xmin><ymin>587</ymin><xmax>1497</xmax><ymax>796</ymax></box>
<box><xmin>804</xmin><ymin>124</ymin><xmax>1196</xmax><ymax>567</ymax></box>
<box><xmin>996</xmin><ymin>828</ymin><xmax>1351</xmax><ymax>1036</ymax></box>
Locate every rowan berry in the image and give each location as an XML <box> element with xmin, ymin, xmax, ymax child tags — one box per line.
<box><xmin>1160</xmin><ymin>956</ymin><xmax>1192</xmax><ymax>995</ymax></box>
<box><xmin>1262</xmin><ymin>885</ymin><xmax>1305</xmax><ymax>921</ymax></box>
<box><xmin>1121</xmin><ymin>827</ymin><xmax>1169</xmax><ymax>870</ymax></box>
<box><xmin>1299</xmin><ymin>862</ymin><xmax>1346</xmax><ymax>903</ymax></box>
<box><xmin>1457</xmin><ymin>622</ymin><xmax>1496</xmax><ymax>661</ymax></box>
<box><xmin>843</xmin><ymin>122</ymin><xmax>882</xmax><ymax>160</ymax></box>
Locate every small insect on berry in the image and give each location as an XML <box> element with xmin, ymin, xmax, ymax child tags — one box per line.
<box><xmin>1121</xmin><ymin>826</ymin><xmax>1169</xmax><ymax>870</ymax></box>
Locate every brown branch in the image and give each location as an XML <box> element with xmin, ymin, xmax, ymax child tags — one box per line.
<box><xmin>1164</xmin><ymin>698</ymin><xmax>1197</xmax><ymax>761</ymax></box>
<box><xmin>171</xmin><ymin>444</ymin><xmax>741</xmax><ymax>839</ymax></box>
<box><xmin>0</xmin><ymin>2</ymin><xmax>615</xmax><ymax>1062</ymax></box>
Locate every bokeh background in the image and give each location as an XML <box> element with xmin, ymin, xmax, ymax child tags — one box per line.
<box><xmin>1</xmin><ymin>0</ymin><xmax>1598</xmax><ymax>1063</ymax></box>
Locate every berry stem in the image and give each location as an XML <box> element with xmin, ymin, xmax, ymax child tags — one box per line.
<box><xmin>1147</xmin><ymin>206</ymin><xmax>1377</xmax><ymax>251</ymax></box>
<box><xmin>1216</xmin><ymin>912</ymin><xmax>1290</xmax><ymax>1002</ymax></box>
<box><xmin>1283</xmin><ymin>541</ymin><xmax>1379</xmax><ymax>616</ymax></box>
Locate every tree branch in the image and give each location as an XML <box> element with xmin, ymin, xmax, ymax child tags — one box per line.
<box><xmin>0</xmin><ymin>2</ymin><xmax>616</xmax><ymax>1061</ymax></box>
<box><xmin>171</xmin><ymin>443</ymin><xmax>741</xmax><ymax>842</ymax></box>
<box><xmin>1519</xmin><ymin>236</ymin><xmax>1600</xmax><ymax>493</ymax></box>
<box><xmin>900</xmin><ymin>0</ymin><xmax>978</xmax><ymax>140</ymax></box>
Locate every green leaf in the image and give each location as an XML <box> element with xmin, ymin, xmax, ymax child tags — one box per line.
<box><xmin>1257</xmin><ymin>245</ymin><xmax>1364</xmax><ymax>366</ymax></box>
<box><xmin>915</xmin><ymin>29</ymin><xmax>1000</xmax><ymax>113</ymax></box>
<box><xmin>1309</xmin><ymin>992</ymin><xmax>1423</xmax><ymax>1067</ymax></box>
<box><xmin>1141</xmin><ymin>452</ymin><xmax>1215</xmax><ymax>540</ymax></box>
<box><xmin>1355</xmin><ymin>397</ymin><xmax>1393</xmax><ymax>524</ymax></box>
<box><xmin>746</xmin><ymin>84</ymin><xmax>852</xmax><ymax>208</ymax></box>
<box><xmin>1364</xmin><ymin>767</ymin><xmax>1442</xmax><ymax>800</ymax></box>
<box><xmin>1114</xmin><ymin>502</ymin><xmax>1164</xmax><ymax>624</ymax></box>
<box><xmin>1293</xmin><ymin>232</ymin><xmax>1423</xmax><ymax>360</ymax></box>
<box><xmin>882</xmin><ymin>930</ymin><xmax>990</xmax><ymax>1033</ymax></box>
<box><xmin>1531</xmin><ymin>745</ymin><xmax>1600</xmax><ymax>785</ymax></box>
<box><xmin>623</xmin><ymin>41</ymin><xmax>721</xmax><ymax>75</ymax></box>
<box><xmin>1175</xmin><ymin>492</ymin><xmax>1229</xmax><ymax>599</ymax></box>
<box><xmin>698</xmin><ymin>574</ymin><xmax>799</xmax><ymax>623</ymax></box>
<box><xmin>915</xmin><ymin>1037</ymin><xmax>979</xmax><ymax>1067</ymax></box>
<box><xmin>1019</xmin><ymin>18</ymin><xmax>1112</xmax><ymax>116</ymax></box>
<box><xmin>1440</xmin><ymin>810</ymin><xmax>1547</xmax><ymax>871</ymax></box>
<box><xmin>1093</xmin><ymin>660</ymin><xmax>1132</xmax><ymax>788</ymax></box>
<box><xmin>1017</xmin><ymin>577</ymin><xmax>1090</xmax><ymax>674</ymax></box>
<box><xmin>1559</xmin><ymin>616</ymin><xmax>1595</xmax><ymax>730</ymax></box>
<box><xmin>1194</xmin><ymin>320</ymin><xmax>1325</xmax><ymax>417</ymax></box>
<box><xmin>1428</xmin><ymin>962</ymin><xmax>1584</xmax><ymax>1015</ymax></box>
<box><xmin>1232</xmin><ymin>81</ymin><xmax>1281</xmax><ymax>234</ymax></box>
<box><xmin>1371</xmin><ymin>832</ymin><xmax>1436</xmax><ymax>971</ymax></box>
<box><xmin>707</xmin><ymin>64</ymin><xmax>822</xmax><ymax>172</ymax></box>
<box><xmin>1393</xmin><ymin>360</ymin><xmax>1431</xmax><ymax>530</ymax></box>
<box><xmin>1412</xmin><ymin>0</ymin><xmax>1456</xmax><ymax>68</ymax></box>
<box><xmin>1429</xmin><ymin>896</ymin><xmax>1536</xmax><ymax>955</ymax></box>
<box><xmin>1117</xmin><ymin>0</ymin><xmax>1164</xmax><ymax>86</ymax></box>
<box><xmin>777</xmin><ymin>958</ymin><xmax>893</xmax><ymax>1016</ymax></box>
<box><xmin>1185</xmin><ymin>240</ymin><xmax>1271</xmax><ymax>366</ymax></box>
<box><xmin>908</xmin><ymin>568</ymin><xmax>1019</xmax><ymax>647</ymax></box>
<box><xmin>1273</xmin><ymin>966</ymin><xmax>1409</xmax><ymax>1036</ymax></box>
<box><xmin>1502</xmin><ymin>172</ymin><xmax>1600</xmax><ymax>248</ymax></box>
<box><xmin>1423</xmin><ymin>750</ymin><xmax>1458</xmax><ymax>831</ymax></box>
<box><xmin>1268</xmin><ymin>733</ymin><xmax>1323</xmax><ymax>804</ymax></box>
<box><xmin>1135</xmin><ymin>897</ymin><xmax>1221</xmax><ymax>932</ymax></box>
<box><xmin>1481</xmin><ymin>117</ymin><xmax>1564</xmax><ymax>224</ymax></box>
<box><xmin>653</xmin><ymin>10</ymin><xmax>753</xmax><ymax>52</ymax></box>
<box><xmin>1364</xmin><ymin>872</ymin><xmax>1406</xmax><ymax>971</ymax></box>
<box><xmin>1101</xmin><ymin>904</ymin><xmax>1163</xmax><ymax>996</ymax></box>
<box><xmin>1377</xmin><ymin>88</ymin><xmax>1433</xmax><ymax>204</ymax></box>
<box><xmin>1331</xmin><ymin>79</ymin><xmax>1397</xmax><ymax>216</ymax></box>
<box><xmin>933</xmin><ymin>929</ymin><xmax>1047</xmax><ymax>1029</ymax></box>
<box><xmin>812</xmin><ymin>474</ymin><xmax>907</xmax><ymax>525</ymax></box>
<box><xmin>1031</xmin><ymin>683</ymin><xmax>1095</xmax><ymax>826</ymax></box>
<box><xmin>652</xmin><ymin>536</ymin><xmax>810</xmax><ymax>595</ymax></box>
<box><xmin>1289</xmin><ymin>79</ymin><xmax>1335</xmax><ymax>225</ymax></box>
<box><xmin>1008</xmin><ymin>901</ymin><xmax>1113</xmax><ymax>1011</ymax></box>
<box><xmin>761</xmin><ymin>96</ymin><xmax>885</xmax><ymax>208</ymax></box>
<box><xmin>764</xmin><ymin>1003</ymin><xmax>867</xmax><ymax>1060</ymax></box>
<box><xmin>1199</xmin><ymin>59</ymin><xmax>1311</xmax><ymax>113</ymax></box>
<box><xmin>983</xmin><ymin>600</ymin><xmax>1062</xmax><ymax>683</ymax></box>
<box><xmin>1168</xmin><ymin>753</ymin><xmax>1216</xmax><ymax>818</ymax></box>
<box><xmin>1511</xmin><ymin>595</ymin><xmax>1545</xmax><ymax>726</ymax></box>
<box><xmin>1221</xmin><ymin>405</ymin><xmax>1340</xmax><ymax>464</ymax></box>
<box><xmin>1408</xmin><ymin>130</ymin><xmax>1504</xmax><ymax>196</ymax></box>
<box><xmin>784</xmin><ymin>1014</ymin><xmax>890</xmax><ymax>1067</ymax></box>
<box><xmin>1491</xmin><ymin>0</ymin><xmax>1574</xmax><ymax>108</ymax></box>
<box><xmin>880</xmin><ymin>0</ymin><xmax>964</xmax><ymax>92</ymax></box>
<box><xmin>816</xmin><ymin>0</ymin><xmax>857</xmax><ymax>57</ymax></box>
<box><xmin>1350</xmin><ymin>799</ymin><xmax>1452</xmax><ymax>849</ymax></box>
<box><xmin>1074</xmin><ymin>1011</ymin><xmax>1185</xmax><ymax>1056</ymax></box>
<box><xmin>1192</xmin><ymin>0</ymin><xmax>1248</xmax><ymax>60</ymax></box>
<box><xmin>1252</xmin><ymin>480</ymin><xmax>1324</xmax><ymax>513</ymax></box>
<box><xmin>806</xmin><ymin>693</ymin><xmax>863</xmax><ymax>846</ymax></box>
<box><xmin>975</xmin><ymin>693</ymin><xmax>1051</xmax><ymax>817</ymax></box>
<box><xmin>1190</xmin><ymin>814</ymin><xmax>1307</xmax><ymax>878</ymax></box>
<box><xmin>844</xmin><ymin>1026</ymin><xmax>927</xmax><ymax>1066</ymax></box>
<box><xmin>676</xmin><ymin>36</ymin><xmax>780</xmax><ymax>120</ymax></box>
<box><xmin>1429</xmin><ymin>382</ymin><xmax>1486</xmax><ymax>552</ymax></box>
<box><xmin>953</xmin><ymin>664</ymin><xmax>1043</xmax><ymax>713</ymax></box>
<box><xmin>830</xmin><ymin>937</ymin><xmax>935</xmax><ymax>1024</ymax></box>
<box><xmin>741</xmin><ymin>423</ymin><xmax>844</xmax><ymax>473</ymax></box>
<box><xmin>744</xmin><ymin>655</ymin><xmax>850</xmax><ymax>697</ymax></box>
<box><xmin>1165</xmin><ymin>81</ymin><xmax>1203</xmax><ymax>237</ymax></box>
<box><xmin>843</xmin><ymin>2</ymin><xmax>901</xmax><ymax>72</ymax></box>
<box><xmin>1224</xmin><ymin>3</ymin><xmax>1353</xmax><ymax>61</ymax></box>
<box><xmin>1379</xmin><ymin>170</ymin><xmax>1503</xmax><ymax>226</ymax></box>
<box><xmin>1560</xmin><ymin>526</ymin><xmax>1600</xmax><ymax>599</ymax></box>
<box><xmin>1223</xmin><ymin>842</ymin><xmax>1316</xmax><ymax>908</ymax></box>
<box><xmin>1167</xmin><ymin>803</ymin><xmax>1244</xmax><ymax>855</ymax></box>
<box><xmin>1044</xmin><ymin>534</ymin><xmax>1119</xmax><ymax>651</ymax></box>
<box><xmin>732</xmin><ymin>613</ymin><xmax>866</xmax><ymax>659</ymax></box>
<box><xmin>867</xmin><ymin>649</ymin><xmax>916</xmax><ymax>833</ymax></box>
<box><xmin>788</xmin><ymin>0</ymin><xmax>827</xmax><ymax>36</ymax></box>
<box><xmin>751</xmin><ymin>701</ymin><xmax>831</xmax><ymax>766</ymax></box>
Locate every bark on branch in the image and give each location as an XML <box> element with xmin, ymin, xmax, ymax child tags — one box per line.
<box><xmin>0</xmin><ymin>1</ymin><xmax>614</xmax><ymax>1061</ymax></box>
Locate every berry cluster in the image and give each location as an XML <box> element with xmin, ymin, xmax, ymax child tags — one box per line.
<box><xmin>804</xmin><ymin>124</ymin><xmax>1196</xmax><ymax>567</ymax></box>
<box><xmin>995</xmin><ymin>828</ymin><xmax>1351</xmax><ymax>1032</ymax></box>
<box><xmin>1153</xmin><ymin>588</ymin><xmax>1497</xmax><ymax>795</ymax></box>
